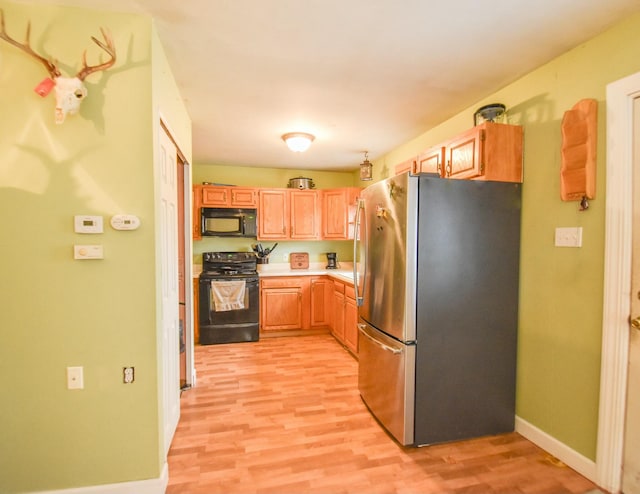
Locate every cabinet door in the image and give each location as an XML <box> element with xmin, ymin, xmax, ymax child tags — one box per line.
<box><xmin>322</xmin><ymin>188</ymin><xmax>360</xmax><ymax>240</ymax></box>
<box><xmin>332</xmin><ymin>286</ymin><xmax>345</xmax><ymax>342</ymax></box>
<box><xmin>322</xmin><ymin>189</ymin><xmax>348</xmax><ymax>239</ymax></box>
<box><xmin>201</xmin><ymin>186</ymin><xmax>230</xmax><ymax>206</ymax></box>
<box><xmin>310</xmin><ymin>277</ymin><xmax>331</xmax><ymax>328</ymax></box>
<box><xmin>261</xmin><ymin>287</ymin><xmax>303</xmax><ymax>331</ymax></box>
<box><xmin>230</xmin><ymin>187</ymin><xmax>257</xmax><ymax>207</ymax></box>
<box><xmin>192</xmin><ymin>186</ymin><xmax>202</xmax><ymax>240</ymax></box>
<box><xmin>258</xmin><ymin>189</ymin><xmax>289</xmax><ymax>239</ymax></box>
<box><xmin>344</xmin><ymin>286</ymin><xmax>358</xmax><ymax>355</ymax></box>
<box><xmin>394</xmin><ymin>158</ymin><xmax>417</xmax><ymax>176</ymax></box>
<box><xmin>417</xmin><ymin>146</ymin><xmax>445</xmax><ymax>176</ymax></box>
<box><xmin>290</xmin><ymin>190</ymin><xmax>319</xmax><ymax>239</ymax></box>
<box><xmin>445</xmin><ymin>126</ymin><xmax>484</xmax><ymax>179</ymax></box>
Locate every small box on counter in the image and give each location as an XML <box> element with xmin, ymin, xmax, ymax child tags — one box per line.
<box><xmin>290</xmin><ymin>252</ymin><xmax>309</xmax><ymax>269</ymax></box>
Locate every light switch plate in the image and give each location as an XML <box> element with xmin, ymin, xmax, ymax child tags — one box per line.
<box><xmin>555</xmin><ymin>227</ymin><xmax>583</xmax><ymax>247</ymax></box>
<box><xmin>74</xmin><ymin>245</ymin><xmax>104</xmax><ymax>259</ymax></box>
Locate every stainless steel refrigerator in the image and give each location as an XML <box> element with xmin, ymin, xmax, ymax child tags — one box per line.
<box><xmin>353</xmin><ymin>172</ymin><xmax>521</xmax><ymax>446</ymax></box>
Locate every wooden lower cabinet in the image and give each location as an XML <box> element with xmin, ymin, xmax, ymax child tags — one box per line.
<box><xmin>260</xmin><ymin>277</ymin><xmax>308</xmax><ymax>333</ymax></box>
<box><xmin>258</xmin><ymin>275</ymin><xmax>356</xmax><ymax>353</ymax></box>
<box><xmin>331</xmin><ymin>279</ymin><xmax>358</xmax><ymax>356</ymax></box>
<box><xmin>343</xmin><ymin>284</ymin><xmax>358</xmax><ymax>355</ymax></box>
<box><xmin>310</xmin><ymin>276</ymin><xmax>332</xmax><ymax>328</ymax></box>
<box><xmin>332</xmin><ymin>283</ymin><xmax>345</xmax><ymax>342</ymax></box>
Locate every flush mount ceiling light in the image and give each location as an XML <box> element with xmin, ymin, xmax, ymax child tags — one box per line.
<box><xmin>282</xmin><ymin>132</ymin><xmax>315</xmax><ymax>152</ymax></box>
<box><xmin>360</xmin><ymin>151</ymin><xmax>373</xmax><ymax>181</ymax></box>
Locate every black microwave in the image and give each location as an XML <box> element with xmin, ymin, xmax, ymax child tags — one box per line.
<box><xmin>201</xmin><ymin>208</ymin><xmax>257</xmax><ymax>238</ymax></box>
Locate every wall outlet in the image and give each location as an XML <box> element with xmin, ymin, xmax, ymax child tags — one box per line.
<box><xmin>123</xmin><ymin>367</ymin><xmax>135</xmax><ymax>384</ymax></box>
<box><xmin>555</xmin><ymin>227</ymin><xmax>583</xmax><ymax>247</ymax></box>
<box><xmin>67</xmin><ymin>366</ymin><xmax>84</xmax><ymax>390</ymax></box>
<box><xmin>282</xmin><ymin>253</ymin><xmax>288</xmax><ymax>261</ymax></box>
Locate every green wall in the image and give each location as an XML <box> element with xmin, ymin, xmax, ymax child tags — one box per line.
<box><xmin>193</xmin><ymin>164</ymin><xmax>360</xmax><ymax>265</ymax></box>
<box><xmin>371</xmin><ymin>13</ymin><xmax>640</xmax><ymax>460</ymax></box>
<box><xmin>0</xmin><ymin>2</ymin><xmax>190</xmax><ymax>492</ymax></box>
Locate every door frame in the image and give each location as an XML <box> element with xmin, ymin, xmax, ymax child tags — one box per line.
<box><xmin>597</xmin><ymin>70</ymin><xmax>640</xmax><ymax>493</ymax></box>
<box><xmin>159</xmin><ymin>116</ymin><xmax>195</xmax><ymax>387</ymax></box>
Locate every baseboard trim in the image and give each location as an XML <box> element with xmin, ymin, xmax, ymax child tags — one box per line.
<box><xmin>28</xmin><ymin>462</ymin><xmax>168</xmax><ymax>494</ymax></box>
<box><xmin>515</xmin><ymin>416</ymin><xmax>597</xmax><ymax>484</ymax></box>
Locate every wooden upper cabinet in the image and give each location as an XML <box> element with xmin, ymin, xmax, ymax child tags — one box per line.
<box><xmin>394</xmin><ymin>157</ymin><xmax>417</xmax><ymax>176</ymax></box>
<box><xmin>290</xmin><ymin>190</ymin><xmax>320</xmax><ymax>240</ymax></box>
<box><xmin>258</xmin><ymin>189</ymin><xmax>321</xmax><ymax>240</ymax></box>
<box><xmin>417</xmin><ymin>146</ymin><xmax>446</xmax><ymax>177</ymax></box>
<box><xmin>201</xmin><ymin>185</ymin><xmax>257</xmax><ymax>207</ymax></box>
<box><xmin>258</xmin><ymin>189</ymin><xmax>289</xmax><ymax>240</ymax></box>
<box><xmin>322</xmin><ymin>187</ymin><xmax>360</xmax><ymax>240</ymax></box>
<box><xmin>443</xmin><ymin>123</ymin><xmax>523</xmax><ymax>183</ymax></box>
<box><xmin>192</xmin><ymin>185</ymin><xmax>203</xmax><ymax>240</ymax></box>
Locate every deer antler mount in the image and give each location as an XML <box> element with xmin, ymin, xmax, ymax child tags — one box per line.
<box><xmin>0</xmin><ymin>9</ymin><xmax>116</xmax><ymax>124</ymax></box>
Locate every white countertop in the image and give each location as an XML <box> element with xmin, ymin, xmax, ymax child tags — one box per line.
<box><xmin>258</xmin><ymin>262</ymin><xmax>355</xmax><ymax>284</ymax></box>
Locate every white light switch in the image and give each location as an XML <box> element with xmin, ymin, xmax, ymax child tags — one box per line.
<box><xmin>555</xmin><ymin>227</ymin><xmax>583</xmax><ymax>247</ymax></box>
<box><xmin>74</xmin><ymin>245</ymin><xmax>104</xmax><ymax>259</ymax></box>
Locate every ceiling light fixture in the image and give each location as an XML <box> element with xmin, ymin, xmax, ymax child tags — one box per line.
<box><xmin>282</xmin><ymin>132</ymin><xmax>315</xmax><ymax>152</ymax></box>
<box><xmin>360</xmin><ymin>151</ymin><xmax>373</xmax><ymax>181</ymax></box>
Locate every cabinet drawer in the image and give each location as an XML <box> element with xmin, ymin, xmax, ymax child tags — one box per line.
<box><xmin>261</xmin><ymin>277</ymin><xmax>304</xmax><ymax>289</ymax></box>
<box><xmin>333</xmin><ymin>280</ymin><xmax>345</xmax><ymax>294</ymax></box>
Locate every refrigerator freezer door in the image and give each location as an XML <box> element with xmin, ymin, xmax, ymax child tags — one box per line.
<box><xmin>358</xmin><ymin>320</ymin><xmax>416</xmax><ymax>445</ymax></box>
<box><xmin>358</xmin><ymin>173</ymin><xmax>418</xmax><ymax>342</ymax></box>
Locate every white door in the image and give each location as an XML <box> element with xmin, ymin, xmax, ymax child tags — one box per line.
<box><xmin>158</xmin><ymin>125</ymin><xmax>180</xmax><ymax>456</ymax></box>
<box><xmin>625</xmin><ymin>96</ymin><xmax>640</xmax><ymax>494</ymax></box>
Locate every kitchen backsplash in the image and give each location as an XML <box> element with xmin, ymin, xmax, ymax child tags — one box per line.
<box><xmin>192</xmin><ymin>237</ymin><xmax>354</xmax><ymax>265</ymax></box>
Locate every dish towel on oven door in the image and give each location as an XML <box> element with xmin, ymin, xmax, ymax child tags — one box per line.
<box><xmin>210</xmin><ymin>280</ymin><xmax>246</xmax><ymax>311</ymax></box>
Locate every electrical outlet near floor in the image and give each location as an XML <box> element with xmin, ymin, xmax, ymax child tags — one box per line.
<box><xmin>123</xmin><ymin>367</ymin><xmax>135</xmax><ymax>384</ymax></box>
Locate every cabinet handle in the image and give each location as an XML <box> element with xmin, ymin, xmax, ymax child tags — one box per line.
<box><xmin>436</xmin><ymin>158</ymin><xmax>442</xmax><ymax>175</ymax></box>
<box><xmin>446</xmin><ymin>160</ymin><xmax>452</xmax><ymax>177</ymax></box>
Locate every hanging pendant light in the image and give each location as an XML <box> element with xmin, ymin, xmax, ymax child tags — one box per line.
<box><xmin>360</xmin><ymin>151</ymin><xmax>373</xmax><ymax>181</ymax></box>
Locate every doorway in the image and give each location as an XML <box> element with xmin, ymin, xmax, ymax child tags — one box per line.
<box><xmin>158</xmin><ymin>120</ymin><xmax>193</xmax><ymax>456</ymax></box>
<box><xmin>597</xmin><ymin>71</ymin><xmax>640</xmax><ymax>493</ymax></box>
<box><xmin>624</xmin><ymin>96</ymin><xmax>640</xmax><ymax>494</ymax></box>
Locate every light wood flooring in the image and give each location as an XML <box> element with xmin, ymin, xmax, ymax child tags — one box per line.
<box><xmin>167</xmin><ymin>334</ymin><xmax>602</xmax><ymax>494</ymax></box>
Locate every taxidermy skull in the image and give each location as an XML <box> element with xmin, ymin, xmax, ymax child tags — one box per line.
<box><xmin>0</xmin><ymin>9</ymin><xmax>116</xmax><ymax>124</ymax></box>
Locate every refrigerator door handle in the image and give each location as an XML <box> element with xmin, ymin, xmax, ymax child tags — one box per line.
<box><xmin>358</xmin><ymin>324</ymin><xmax>401</xmax><ymax>354</ymax></box>
<box><xmin>353</xmin><ymin>198</ymin><xmax>366</xmax><ymax>306</ymax></box>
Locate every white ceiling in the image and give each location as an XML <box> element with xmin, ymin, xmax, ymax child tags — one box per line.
<box><xmin>11</xmin><ymin>0</ymin><xmax>640</xmax><ymax>171</ymax></box>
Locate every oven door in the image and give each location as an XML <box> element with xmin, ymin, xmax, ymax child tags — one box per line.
<box><xmin>199</xmin><ymin>274</ymin><xmax>259</xmax><ymax>344</ymax></box>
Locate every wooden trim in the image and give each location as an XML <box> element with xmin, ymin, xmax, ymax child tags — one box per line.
<box><xmin>31</xmin><ymin>463</ymin><xmax>168</xmax><ymax>493</ymax></box>
<box><xmin>516</xmin><ymin>416</ymin><xmax>597</xmax><ymax>482</ymax></box>
<box><xmin>597</xmin><ymin>71</ymin><xmax>640</xmax><ymax>493</ymax></box>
